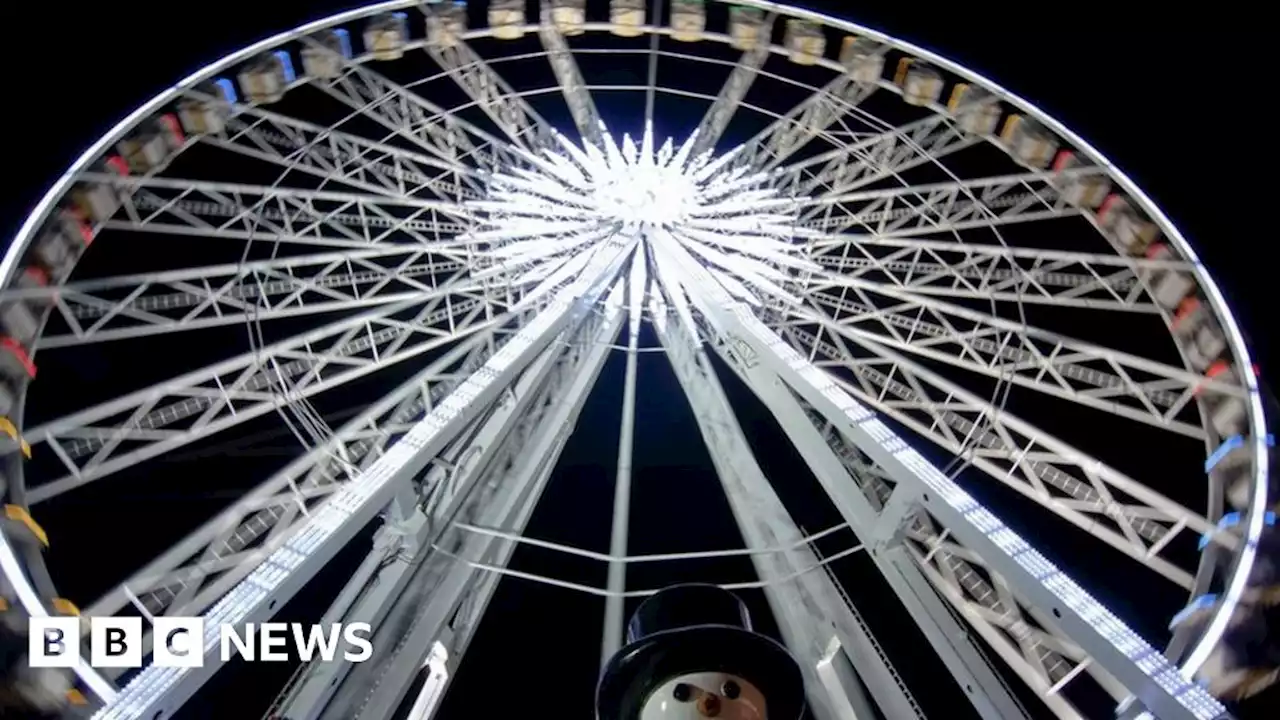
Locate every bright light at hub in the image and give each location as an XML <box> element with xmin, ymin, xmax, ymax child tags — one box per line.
<box><xmin>464</xmin><ymin>121</ymin><xmax>822</xmax><ymax>308</ymax></box>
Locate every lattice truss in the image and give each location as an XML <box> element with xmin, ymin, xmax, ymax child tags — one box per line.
<box><xmin>813</xmin><ymin>406</ymin><xmax>1117</xmax><ymax>702</ymax></box>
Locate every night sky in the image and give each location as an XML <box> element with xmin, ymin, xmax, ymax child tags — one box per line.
<box><xmin>1</xmin><ymin>2</ymin><xmax>1270</xmax><ymax>719</ymax></box>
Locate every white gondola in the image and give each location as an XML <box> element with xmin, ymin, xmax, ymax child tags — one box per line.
<box><xmin>550</xmin><ymin>0</ymin><xmax>586</xmax><ymax>35</ymax></box>
<box><xmin>728</xmin><ymin>6</ymin><xmax>766</xmax><ymax>51</ymax></box>
<box><xmin>839</xmin><ymin>36</ymin><xmax>883</xmax><ymax>84</ymax></box>
<box><xmin>1098</xmin><ymin>195</ymin><xmax>1159</xmax><ymax>255</ymax></box>
<box><xmin>1000</xmin><ymin>114</ymin><xmax>1058</xmax><ymax>168</ymax></box>
<box><xmin>610</xmin><ymin>0</ymin><xmax>645</xmax><ymax>37</ymax></box>
<box><xmin>177</xmin><ymin>78</ymin><xmax>238</xmax><ymax>135</ymax></box>
<box><xmin>1201</xmin><ymin>362</ymin><xmax>1248</xmax><ymax>438</ymax></box>
<box><xmin>895</xmin><ymin>59</ymin><xmax>942</xmax><ymax>106</ymax></box>
<box><xmin>1051</xmin><ymin>151</ymin><xmax>1111</xmax><ymax>208</ymax></box>
<box><xmin>947</xmin><ymin>84</ymin><xmax>1001</xmax><ymax>135</ymax></box>
<box><xmin>69</xmin><ymin>182</ymin><xmax>120</xmax><ymax>225</ymax></box>
<box><xmin>301</xmin><ymin>29</ymin><xmax>352</xmax><ymax>79</ymax></box>
<box><xmin>0</xmin><ymin>301</ymin><xmax>38</xmax><ymax>348</ymax></box>
<box><xmin>669</xmin><ymin>0</ymin><xmax>705</xmax><ymax>42</ymax></box>
<box><xmin>1172</xmin><ymin>297</ymin><xmax>1228</xmax><ymax>371</ymax></box>
<box><xmin>0</xmin><ymin>334</ymin><xmax>34</xmax><ymax>381</ymax></box>
<box><xmin>0</xmin><ymin>380</ymin><xmax>13</xmax><ymax>417</ymax></box>
<box><xmin>9</xmin><ymin>267</ymin><xmax>50</xmax><ymax>303</ymax></box>
<box><xmin>784</xmin><ymin>19</ymin><xmax>825</xmax><ymax>65</ymax></box>
<box><xmin>116</xmin><ymin>128</ymin><xmax>169</xmax><ymax>173</ymax></box>
<box><xmin>488</xmin><ymin>0</ymin><xmax>526</xmax><ymax>40</ymax></box>
<box><xmin>427</xmin><ymin>2</ymin><xmax>468</xmax><ymax>48</ymax></box>
<box><xmin>364</xmin><ymin>12</ymin><xmax>410</xmax><ymax>60</ymax></box>
<box><xmin>1144</xmin><ymin>243</ymin><xmax>1197</xmax><ymax>309</ymax></box>
<box><xmin>237</xmin><ymin>51</ymin><xmax>296</xmax><ymax>104</ymax></box>
<box><xmin>1207</xmin><ymin>437</ymin><xmax>1255</xmax><ymax>510</ymax></box>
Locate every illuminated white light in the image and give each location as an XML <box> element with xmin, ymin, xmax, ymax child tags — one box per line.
<box><xmin>465</xmin><ymin>121</ymin><xmax>814</xmax><ymax>307</ymax></box>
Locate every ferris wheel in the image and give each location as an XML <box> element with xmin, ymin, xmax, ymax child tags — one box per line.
<box><xmin>0</xmin><ymin>1</ymin><xmax>1276</xmax><ymax>719</ymax></box>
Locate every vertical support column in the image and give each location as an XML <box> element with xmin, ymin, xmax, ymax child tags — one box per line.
<box><xmin>731</xmin><ymin>362</ymin><xmax>1033</xmax><ymax>720</ymax></box>
<box><xmin>654</xmin><ymin>307</ymin><xmax>923</xmax><ymax>720</ymax></box>
<box><xmin>277</xmin><ymin>331</ymin><xmax>581</xmax><ymax>720</ymax></box>
<box><xmin>317</xmin><ymin>283</ymin><xmax>629</xmax><ymax>720</ymax></box>
<box><xmin>651</xmin><ymin>234</ymin><xmax>1030</xmax><ymax>719</ymax></box>
<box><xmin>602</xmin><ymin>258</ymin><xmax>647</xmax><ymax>665</ymax></box>
<box><xmin>817</xmin><ymin>636</ymin><xmax>877</xmax><ymax>720</ymax></box>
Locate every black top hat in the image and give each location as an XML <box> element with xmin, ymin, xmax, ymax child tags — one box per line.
<box><xmin>596</xmin><ymin>584</ymin><xmax>806</xmax><ymax>719</ymax></box>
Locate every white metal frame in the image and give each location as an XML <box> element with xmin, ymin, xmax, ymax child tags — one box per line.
<box><xmin>0</xmin><ymin>3</ymin><xmax>1264</xmax><ymax>720</ymax></box>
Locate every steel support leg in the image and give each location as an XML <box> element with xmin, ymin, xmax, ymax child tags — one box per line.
<box><xmin>602</xmin><ymin>260</ymin><xmax>646</xmax><ymax>666</ymax></box>
<box><xmin>710</xmin><ymin>335</ymin><xmax>1032</xmax><ymax>720</ymax></box>
<box><xmin>274</xmin><ymin>310</ymin><xmax>604</xmax><ymax>719</ymax></box>
<box><xmin>656</xmin><ymin>311</ymin><xmax>922</xmax><ymax>720</ymax></box>
<box><xmin>315</xmin><ymin>284</ymin><xmax>627</xmax><ymax>720</ymax></box>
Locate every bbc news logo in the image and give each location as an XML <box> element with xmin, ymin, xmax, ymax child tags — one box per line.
<box><xmin>29</xmin><ymin>617</ymin><xmax>373</xmax><ymax>668</ymax></box>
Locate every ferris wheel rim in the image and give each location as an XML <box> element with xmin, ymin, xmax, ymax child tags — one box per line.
<box><xmin>0</xmin><ymin>2</ymin><xmax>1267</xmax><ymax>718</ymax></box>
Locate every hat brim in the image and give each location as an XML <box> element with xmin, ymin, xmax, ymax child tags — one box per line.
<box><xmin>596</xmin><ymin>624</ymin><xmax>805</xmax><ymax>720</ymax></box>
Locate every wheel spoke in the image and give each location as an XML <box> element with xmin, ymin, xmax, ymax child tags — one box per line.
<box><xmin>779</xmin><ymin>114</ymin><xmax>980</xmax><ymax>200</ymax></box>
<box><xmin>23</xmin><ymin>283</ymin><xmax>499</xmax><ymax>501</ymax></box>
<box><xmin>83</xmin><ymin>324</ymin><xmax>500</xmax><ymax>623</ymax></box>
<box><xmin>801</xmin><ymin>170</ymin><xmax>1091</xmax><ymax>236</ymax></box>
<box><xmin>308</xmin><ymin>45</ymin><xmax>512</xmax><ymax>168</ymax></box>
<box><xmin>537</xmin><ymin>1</ymin><xmax>605</xmax><ymax>146</ymax></box>
<box><xmin>792</xmin><ymin>275</ymin><xmax>1240</xmax><ymax>433</ymax></box>
<box><xmin>775</xmin><ymin>319</ymin><xmax>1217</xmax><ymax>585</ymax></box>
<box><xmin>421</xmin><ymin>21</ymin><xmax>557</xmax><ymax>150</ymax></box>
<box><xmin>810</xmin><ymin>236</ymin><xmax>1179</xmax><ymax>313</ymax></box>
<box><xmin>737</xmin><ymin>72</ymin><xmax>880</xmax><ymax>170</ymax></box>
<box><xmin>192</xmin><ymin>94</ymin><xmax>482</xmax><ymax>200</ymax></box>
<box><xmin>88</xmin><ymin>172</ymin><xmax>469</xmax><ymax>249</ymax></box>
<box><xmin>687</xmin><ymin>12</ymin><xmax>777</xmax><ymax>158</ymax></box>
<box><xmin>15</xmin><ymin>249</ymin><xmax>459</xmax><ymax>347</ymax></box>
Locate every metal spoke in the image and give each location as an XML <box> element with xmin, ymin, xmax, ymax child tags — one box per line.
<box><xmin>89</xmin><ymin>234</ymin><xmax>636</xmax><ymax>720</ymax></box>
<box><xmin>775</xmin><ymin>320</ymin><xmax>1221</xmax><ymax>587</ymax></box>
<box><xmin>421</xmin><ymin>6</ymin><xmax>556</xmax><ymax>150</ymax></box>
<box><xmin>84</xmin><ymin>324</ymin><xmax>498</xmax><ymax>624</ymax></box>
<box><xmin>89</xmin><ymin>172</ymin><xmax>469</xmax><ymax>249</ymax></box>
<box><xmin>537</xmin><ymin>1</ymin><xmax>604</xmax><ymax>147</ymax></box>
<box><xmin>777</xmin><ymin>114</ymin><xmax>981</xmax><ymax>202</ymax></box>
<box><xmin>654</xmin><ymin>295</ymin><xmax>925</xmax><ymax>720</ymax></box>
<box><xmin>320</xmin><ymin>281</ymin><xmax>625</xmax><ymax>720</ymax></box>
<box><xmin>687</xmin><ymin>12</ymin><xmax>777</xmax><ymax>158</ymax></box>
<box><xmin>4</xmin><ymin>249</ymin><xmax>466</xmax><ymax>347</ymax></box>
<box><xmin>189</xmin><ymin>95</ymin><xmax>482</xmax><ymax>201</ymax></box>
<box><xmin>308</xmin><ymin>48</ymin><xmax>514</xmax><ymax>170</ymax></box>
<box><xmin>21</xmin><ymin>284</ymin><xmax>500</xmax><ymax>501</ymax></box>
<box><xmin>810</xmin><ymin>235</ymin><xmax>1181</xmax><ymax>313</ymax></box>
<box><xmin>799</xmin><ymin>170</ymin><xmax>1090</xmax><ymax>236</ymax></box>
<box><xmin>735</xmin><ymin>72</ymin><xmax>879</xmax><ymax>170</ymax></box>
<box><xmin>669</xmin><ymin>256</ymin><xmax>1223</xmax><ymax>720</ymax></box>
<box><xmin>811</xmin><ymin>415</ymin><xmax>1126</xmax><ymax>718</ymax></box>
<box><xmin>791</xmin><ymin>275</ymin><xmax>1239</xmax><ymax>435</ymax></box>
